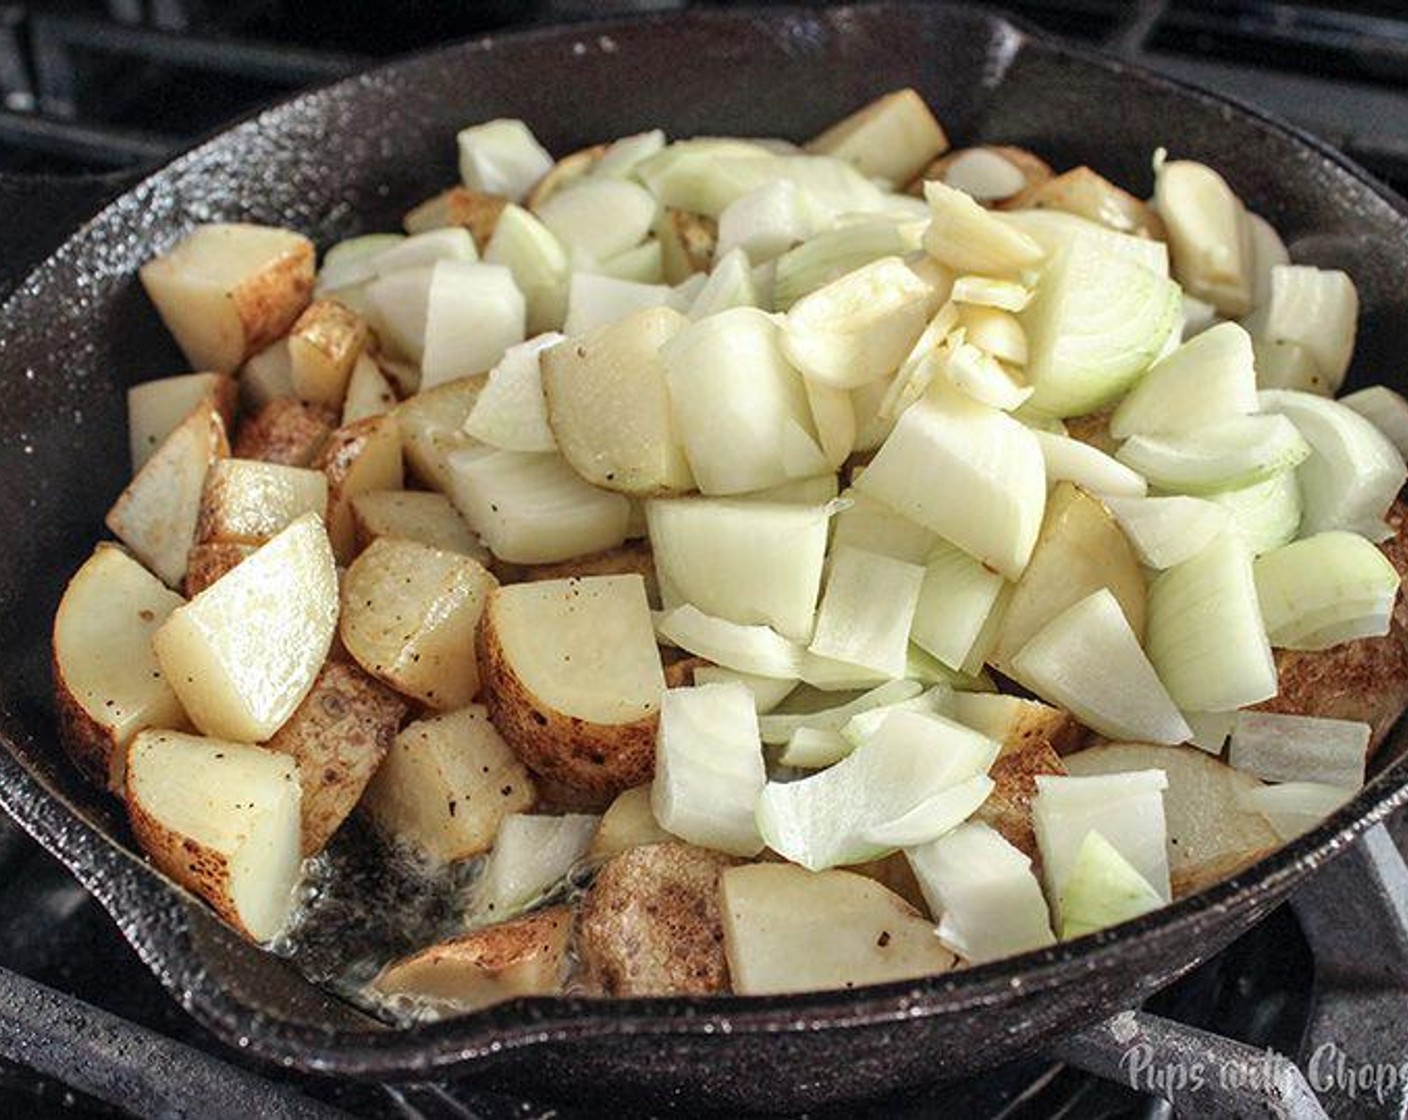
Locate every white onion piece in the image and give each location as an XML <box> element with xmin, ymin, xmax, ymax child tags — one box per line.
<box><xmin>534</xmin><ymin>178</ymin><xmax>658</xmax><ymax>264</ymax></box>
<box><xmin>1057</xmin><ymin>829</ymin><xmax>1164</xmax><ymax>940</ymax></box>
<box><xmin>782</xmin><ymin>256</ymin><xmax>943</xmax><ymax>389</ymax></box>
<box><xmin>715</xmin><ymin>179</ymin><xmax>823</xmax><ymax>264</ymax></box>
<box><xmin>646</xmin><ymin>498</ymin><xmax>830</xmax><ymax>644</ymax></box>
<box><xmin>743</xmin><ymin>474</ymin><xmax>840</xmax><ymax>505</ymax></box>
<box><xmin>758</xmin><ymin>679</ymin><xmax>923</xmax><ymax>746</ymax></box>
<box><xmin>906</xmin><ymin>644</ymin><xmax>993</xmax><ymax>692</ymax></box>
<box><xmin>879</xmin><ymin>302</ymin><xmax>960</xmax><ymax>421</ymax></box>
<box><xmin>654</xmin><ymin>604</ymin><xmax>804</xmax><ymax>679</ymax></box>
<box><xmin>1228</xmin><ymin>711</ymin><xmax>1369</xmax><ymax>788</ymax></box>
<box><xmin>1110</xmin><ymin>322</ymin><xmax>1258</xmax><ymax>439</ymax></box>
<box><xmin>483</xmin><ymin>205</ymin><xmax>570</xmax><ymax>335</ymax></box>
<box><xmin>756</xmin><ymin>709</ymin><xmax>999</xmax><ymax>870</ymax></box>
<box><xmin>590</xmin><ymin>128</ymin><xmax>666</xmax><ymax>179</ymax></box>
<box><xmin>662</xmin><ymin>308</ymin><xmax>816</xmax><ymax>495</ymax></box>
<box><xmin>840</xmin><ymin>684</ymin><xmax>952</xmax><ymax>749</ymax></box>
<box><xmin>634</xmin><ymin>140</ymin><xmax>779</xmax><ymax>214</ymax></box>
<box><xmin>562</xmin><ymin>273</ymin><xmax>671</xmax><ymax>335</ymax></box>
<box><xmin>779</xmin><ymin>419</ymin><xmax>830</xmax><ymax>479</ymax></box>
<box><xmin>922</xmin><ymin>180</ymin><xmax>1044</xmax><ymax>276</ymax></box>
<box><xmin>959</xmin><ymin>304</ymin><xmax>1029</xmax><ymax>366</ymax></box>
<box><xmin>858</xmin><ymin>775</ymin><xmax>995</xmax><ymax>848</ymax></box>
<box><xmin>1204</xmin><ymin>469</ymin><xmax>1302</xmax><ymax>555</ymax></box>
<box><xmin>852</xmin><ymin>377</ymin><xmax>897</xmax><ymax>452</ymax></box>
<box><xmin>652</xmin><ymin>682</ymin><xmax>767</xmax><ymax>857</ymax></box>
<box><xmin>941</xmin><ymin>148</ymin><xmax>1029</xmax><ymax>202</ymax></box>
<box><xmin>831</xmin><ymin>489</ymin><xmax>937</xmax><ymax>564</ymax></box>
<box><xmin>1254</xmin><ymin>531</ymin><xmax>1400</xmax><ymax>650</ymax></box>
<box><xmin>462</xmin><ymin>333</ymin><xmax>564</xmax><ymax>452</ymax></box>
<box><xmin>1259</xmin><ymin>389</ymin><xmax>1406</xmax><ymax>538</ymax></box>
<box><xmin>910</xmin><ymin>540</ymin><xmax>1006</xmax><ymax>671</ymax></box>
<box><xmin>1002</xmin><ymin>208</ymin><xmax>1169</xmax><ymax>276</ymax></box>
<box><xmin>667</xmin><ymin>272</ymin><xmax>709</xmax><ymax>313</ymax></box>
<box><xmin>807</xmin><ymin>546</ymin><xmax>925</xmax><ymax>679</ymax></box>
<box><xmin>371</xmin><ymin>228</ymin><xmax>479</xmax><ymax>278</ymax></box>
<box><xmin>1154</xmin><ymin>159</ymin><xmax>1252</xmax><ymax>316</ymax></box>
<box><xmin>1184</xmin><ymin>709</ymin><xmax>1237</xmax><ymax>754</ymax></box>
<box><xmin>1247</xmin><ymin>265</ymin><xmax>1358</xmax><ymax>393</ymax></box>
<box><xmin>855</xmin><ymin>389</ymin><xmax>1047</xmax><ymax>581</ymax></box>
<box><xmin>468</xmin><ymin>813</ymin><xmax>597</xmax><ymax>924</ymax></box>
<box><xmin>315</xmin><ymin>233</ymin><xmax>406</xmax><ymax>293</ymax></box>
<box><xmin>1340</xmin><ymin>385</ymin><xmax>1408</xmax><ymax>460</ymax></box>
<box><xmin>951</xmin><ymin>275</ymin><xmax>1032</xmax><ymax>312</ymax></box>
<box><xmin>691</xmin><ymin>666</ymin><xmax>798</xmax><ymax>714</ymax></box>
<box><xmin>797</xmin><ymin>650</ymin><xmax>892</xmax><ymax>692</ymax></box>
<box><xmin>772</xmin><ymin>219</ymin><xmax>926</xmax><ymax>310</ymax></box>
<box><xmin>1010</xmin><ymin>589</ymin><xmax>1191</xmax><ymax>744</ymax></box>
<box><xmin>1116</xmin><ymin>413</ymin><xmax>1310</xmax><ymax>495</ymax></box>
<box><xmin>1146</xmin><ymin>534</ymin><xmax>1278</xmax><ymax>712</ymax></box>
<box><xmin>594</xmin><ymin>239</ymin><xmax>664</xmax><ymax>284</ymax></box>
<box><xmin>1180</xmin><ymin>294</ymin><xmax>1220</xmax><ymax>340</ymax></box>
<box><xmin>1235</xmin><ymin>781</ymin><xmax>1355</xmax><ymax>841</ymax></box>
<box><xmin>907</xmin><ymin>821</ymin><xmax>1055</xmax><ymax>963</ymax></box>
<box><xmin>1035</xmin><ymin>431</ymin><xmax>1147</xmax><ymax>498</ymax></box>
<box><xmin>689</xmin><ymin>247</ymin><xmax>758</xmax><ymax>319</ymax></box>
<box><xmin>1103</xmin><ymin>495</ymin><xmax>1233</xmax><ymax>570</ymax></box>
<box><xmin>1032</xmin><ymin>770</ymin><xmax>1172</xmax><ymax>909</ymax></box>
<box><xmin>777</xmin><ymin>725</ymin><xmax>853</xmax><ymax>769</ymax></box>
<box><xmin>420</xmin><ymin>260</ymin><xmax>526</xmax><ymax>388</ymax></box>
<box><xmin>458</xmin><ymin>119</ymin><xmax>552</xmax><ymax>202</ymax></box>
<box><xmin>943</xmin><ymin>337</ymin><xmax>1033</xmax><ymax>411</ymax></box>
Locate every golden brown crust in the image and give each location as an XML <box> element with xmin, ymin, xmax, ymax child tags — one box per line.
<box><xmin>475</xmin><ymin>604</ymin><xmax>659</xmax><ymax>797</ymax></box>
<box><xmin>232</xmin><ymin>398</ymin><xmax>336</xmax><ymax>466</ymax></box>
<box><xmin>315</xmin><ymin>413</ymin><xmax>402</xmax><ymax>563</ymax></box>
<box><xmin>289</xmin><ymin>298</ymin><xmax>368</xmax><ymax>385</ymax></box>
<box><xmin>531</xmin><ymin>774</ymin><xmax>616</xmax><ymax>815</ymax></box>
<box><xmin>266</xmin><ymin>661</ymin><xmax>406</xmax><ymax>855</ymax></box>
<box><xmin>577</xmin><ymin>842</ymin><xmax>734</xmax><ymax>996</ymax></box>
<box><xmin>662</xmin><ymin>655</ymin><xmax>710</xmax><ymax>690</ymax></box>
<box><xmin>974</xmin><ymin>740</ymin><xmax>1067</xmax><ymax>861</ymax></box>
<box><xmin>908</xmin><ymin>145</ymin><xmax>1054</xmax><ymax>201</ymax></box>
<box><xmin>230</xmin><ymin>239</ymin><xmax>315</xmax><ymax>360</ymax></box>
<box><xmin>206</xmin><ymin>373</ymin><xmax>240</xmax><ymax>436</ymax></box>
<box><xmin>525</xmin><ymin>144</ymin><xmax>606</xmax><ymax>211</ymax></box>
<box><xmin>183</xmin><ymin>541</ymin><xmax>256</xmax><ymax>597</ymax></box>
<box><xmin>1063</xmin><ymin>407</ymin><xmax>1120</xmax><ymax>456</ymax></box>
<box><xmin>403</xmin><ymin>186</ymin><xmax>509</xmax><ymax>250</ymax></box>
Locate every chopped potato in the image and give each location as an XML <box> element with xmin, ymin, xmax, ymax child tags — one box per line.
<box><xmin>361</xmin><ymin>706</ymin><xmax>535</xmax><ymax>862</ymax></box>
<box><xmin>951</xmin><ymin>692</ymin><xmax>1086</xmax><ymax>757</ymax></box>
<box><xmin>587</xmin><ymin>785</ymin><xmax>672</xmax><ymax>863</ymax></box>
<box><xmin>53</xmin><ymin>545</ymin><xmax>188</xmax><ymax>793</ymax></box>
<box><xmin>126</xmin><ymin>730</ymin><xmax>302</xmax><ymax>941</ymax></box>
<box><xmin>578</xmin><ymin>842</ymin><xmax>734</xmax><ymax>995</ymax></box>
<box><xmin>495</xmin><ymin>539</ymin><xmax>658</xmax><ymax>604</ymax></box>
<box><xmin>340</xmin><ymin>537</ymin><xmax>497</xmax><ymax>710</ymax></box>
<box><xmin>403</xmin><ymin>186</ymin><xmax>508</xmax><ymax>250</ymax></box>
<box><xmin>287</xmin><ymin>298</ymin><xmax>369</xmax><ymax>406</ymax></box>
<box><xmin>105</xmin><ymin>397</ymin><xmax>229</xmax><ymax>588</ymax></box>
<box><xmin>183</xmin><ymin>541</ymin><xmax>256</xmax><ymax>597</ymax></box>
<box><xmin>657</xmin><ymin>208</ymin><xmax>717</xmax><ymax>284</ymax></box>
<box><xmin>973</xmin><ymin>739</ymin><xmax>1067</xmax><ymax>861</ymax></box>
<box><xmin>232</xmin><ymin>397</ymin><xmax>337</xmax><ymax>466</ymax></box>
<box><xmin>341</xmin><ymin>353</ymin><xmax>397</xmax><ymax>425</ymax></box>
<box><xmin>266</xmin><ymin>661</ymin><xmax>406</xmax><ymax>855</ymax></box>
<box><xmin>848</xmin><ymin>852</ymin><xmax>928</xmax><ymax>913</ymax></box>
<box><xmin>139</xmin><ymin>223</ymin><xmax>314</xmax><ymax>373</ymax></box>
<box><xmin>372</xmin><ymin>905</ymin><xmax>572</xmax><ymax>1008</ymax></box>
<box><xmin>128</xmin><ymin>372</ymin><xmax>237</xmax><ymax>474</ymax></box>
<box><xmin>1010</xmin><ymin>166</ymin><xmax>1164</xmax><ymax>240</ymax></box>
<box><xmin>239</xmin><ymin>339</ymin><xmax>295</xmax><ymax>410</ymax></box>
<box><xmin>350</xmin><ymin>489</ymin><xmax>485</xmax><ymax>560</ymax></box>
<box><xmin>315</xmin><ymin>414</ymin><xmax>403</xmax><ymax>563</ymax></box>
<box><xmin>395</xmin><ymin>374</ymin><xmax>485</xmax><ymax>492</ymax></box>
<box><xmin>525</xmin><ymin>144</ymin><xmax>605</xmax><ymax>211</ymax></box>
<box><xmin>806</xmin><ymin>88</ymin><xmax>949</xmax><ymax>186</ymax></box>
<box><xmin>195</xmin><ymin>459</ymin><xmax>328</xmax><ymax>546</ymax></box>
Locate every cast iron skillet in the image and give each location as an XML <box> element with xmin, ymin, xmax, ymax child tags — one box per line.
<box><xmin>3</xmin><ymin>3</ymin><xmax>1408</xmax><ymax>1111</ymax></box>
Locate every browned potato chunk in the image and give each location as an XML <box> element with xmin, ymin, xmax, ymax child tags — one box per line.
<box><xmin>232</xmin><ymin>397</ymin><xmax>337</xmax><ymax>466</ymax></box>
<box><xmin>341</xmin><ymin>537</ymin><xmax>497</xmax><ymax>710</ymax></box>
<box><xmin>372</xmin><ymin>905</ymin><xmax>573</xmax><ymax>1010</ymax></box>
<box><xmin>532</xmin><ymin>774</ymin><xmax>616</xmax><ymax>815</ymax></box>
<box><xmin>951</xmin><ymin>692</ymin><xmax>1086</xmax><ymax>757</ymax></box>
<box><xmin>341</xmin><ymin>353</ymin><xmax>398</xmax><ymax>425</ymax></box>
<box><xmin>496</xmin><ymin>539</ymin><xmax>658</xmax><ymax>604</ymax></box>
<box><xmin>1009</xmin><ymin>166</ymin><xmax>1165</xmax><ymax>240</ymax></box>
<box><xmin>973</xmin><ymin>739</ymin><xmax>1067</xmax><ymax>861</ymax></box>
<box><xmin>848</xmin><ymin>852</ymin><xmax>928</xmax><ymax>913</ymax></box>
<box><xmin>105</xmin><ymin>398</ymin><xmax>229</xmax><ymax>588</ymax></box>
<box><xmin>53</xmin><ymin>545</ymin><xmax>188</xmax><ymax>792</ymax></box>
<box><xmin>806</xmin><ymin>88</ymin><xmax>949</xmax><ymax>186</ymax></box>
<box><xmin>195</xmin><ymin>459</ymin><xmax>328</xmax><ymax>546</ymax></box>
<box><xmin>128</xmin><ymin>372</ymin><xmax>237</xmax><ymax>474</ymax></box>
<box><xmin>403</xmin><ymin>186</ymin><xmax>509</xmax><ymax>250</ymax></box>
<box><xmin>183</xmin><ymin>541</ymin><xmax>256</xmax><ymax>597</ymax></box>
<box><xmin>315</xmin><ymin>414</ymin><xmax>403</xmax><ymax>563</ymax></box>
<box><xmin>239</xmin><ymin>339</ymin><xmax>294</xmax><ymax>410</ymax></box>
<box><xmin>476</xmin><ymin>575</ymin><xmax>665</xmax><ymax>796</ymax></box>
<box><xmin>525</xmin><ymin>144</ymin><xmax>605</xmax><ymax>212</ymax></box>
<box><xmin>139</xmin><ymin>223</ymin><xmax>314</xmax><ymax>373</ymax></box>
<box><xmin>286</xmin><ymin>298</ymin><xmax>368</xmax><ymax>407</ymax></box>
<box><xmin>586</xmin><ymin>785</ymin><xmax>672</xmax><ymax>863</ymax></box>
<box><xmin>266</xmin><ymin>661</ymin><xmax>406</xmax><ymax>855</ymax></box>
<box><xmin>578</xmin><ymin>842</ymin><xmax>734</xmax><ymax>996</ymax></box>
<box><xmin>361</xmin><ymin>706</ymin><xmax>535</xmax><ymax>862</ymax></box>
<box><xmin>395</xmin><ymin>374</ymin><xmax>485</xmax><ymax>493</ymax></box>
<box><xmin>350</xmin><ymin>490</ymin><xmax>486</xmax><ymax>560</ymax></box>
<box><xmin>656</xmin><ymin>208</ymin><xmax>717</xmax><ymax>284</ymax></box>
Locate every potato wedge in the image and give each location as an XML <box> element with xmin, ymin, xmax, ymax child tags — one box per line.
<box><xmin>361</xmin><ymin>706</ymin><xmax>535</xmax><ymax>862</ymax></box>
<box><xmin>973</xmin><ymin>739</ymin><xmax>1067</xmax><ymax>861</ymax></box>
<box><xmin>239</xmin><ymin>339</ymin><xmax>295</xmax><ymax>411</ymax></box>
<box><xmin>232</xmin><ymin>397</ymin><xmax>337</xmax><ymax>466</ymax></box>
<box><xmin>128</xmin><ymin>371</ymin><xmax>237</xmax><ymax>474</ymax></box>
<box><xmin>476</xmin><ymin>575</ymin><xmax>666</xmax><ymax>796</ymax></box>
<box><xmin>183</xmin><ymin>541</ymin><xmax>256</xmax><ymax>597</ymax></box>
<box><xmin>719</xmin><ymin>864</ymin><xmax>956</xmax><ymax>995</ymax></box>
<box><xmin>587</xmin><ymin>785</ymin><xmax>672</xmax><ymax>863</ymax></box>
<box><xmin>341</xmin><ymin>353</ymin><xmax>397</xmax><ymax>425</ymax></box>
<box><xmin>540</xmin><ymin>306</ymin><xmax>695</xmax><ymax>495</ymax></box>
<box><xmin>126</xmin><ymin>730</ymin><xmax>302</xmax><ymax>941</ymax></box>
<box><xmin>495</xmin><ymin>539</ymin><xmax>658</xmax><ymax>604</ymax></box>
<box><xmin>315</xmin><ymin>414</ymin><xmax>403</xmax><ymax>563</ymax></box>
<box><xmin>395</xmin><ymin>374</ymin><xmax>485</xmax><ymax>493</ymax></box>
<box><xmin>139</xmin><ymin>223</ymin><xmax>314</xmax><ymax>372</ymax></box>
<box><xmin>266</xmin><ymin>661</ymin><xmax>406</xmax><ymax>856</ymax></box>
<box><xmin>195</xmin><ymin>459</ymin><xmax>328</xmax><ymax>546</ymax></box>
<box><xmin>371</xmin><ymin>905</ymin><xmax>573</xmax><ymax>1009</ymax></box>
<box><xmin>105</xmin><ymin>397</ymin><xmax>229</xmax><ymax>588</ymax></box>
<box><xmin>657</xmin><ymin>208</ymin><xmax>717</xmax><ymax>284</ymax></box>
<box><xmin>525</xmin><ymin>144</ymin><xmax>605</xmax><ymax>212</ymax></box>
<box><xmin>287</xmin><ymin>298</ymin><xmax>369</xmax><ymax>407</ymax></box>
<box><xmin>578</xmin><ymin>842</ymin><xmax>733</xmax><ymax>996</ymax></box>
<box><xmin>805</xmin><ymin>88</ymin><xmax>949</xmax><ymax>186</ymax></box>
<box><xmin>350</xmin><ymin>490</ymin><xmax>486</xmax><ymax>560</ymax></box>
<box><xmin>1063</xmin><ymin>742</ymin><xmax>1279</xmax><ymax>898</ymax></box>
<box><xmin>53</xmin><ymin>545</ymin><xmax>188</xmax><ymax>792</ymax></box>
<box><xmin>951</xmin><ymin>692</ymin><xmax>1086</xmax><ymax>757</ymax></box>
<box><xmin>532</xmin><ymin>775</ymin><xmax>616</xmax><ymax>815</ymax></box>
<box><xmin>910</xmin><ymin>145</ymin><xmax>1053</xmax><ymax>203</ymax></box>
<box><xmin>340</xmin><ymin>537</ymin><xmax>497</xmax><ymax>710</ymax></box>
<box><xmin>153</xmin><ymin>513</ymin><xmax>338</xmax><ymax>742</ymax></box>
<box><xmin>403</xmin><ymin>186</ymin><xmax>509</xmax><ymax>250</ymax></box>
<box><xmin>1010</xmin><ymin>166</ymin><xmax>1165</xmax><ymax>240</ymax></box>
<box><xmin>848</xmin><ymin>852</ymin><xmax>928</xmax><ymax>913</ymax></box>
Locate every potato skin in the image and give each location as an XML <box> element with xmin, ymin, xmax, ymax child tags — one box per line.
<box><xmin>974</xmin><ymin>739</ymin><xmax>1067</xmax><ymax>861</ymax></box>
<box><xmin>184</xmin><ymin>541</ymin><xmax>256</xmax><ymax>597</ymax></box>
<box><xmin>577</xmin><ymin>842</ymin><xmax>734</xmax><ymax>996</ymax></box>
<box><xmin>476</xmin><ymin>606</ymin><xmax>659</xmax><ymax>797</ymax></box>
<box><xmin>233</xmin><ymin>398</ymin><xmax>337</xmax><ymax>466</ymax></box>
<box><xmin>52</xmin><ymin>648</ymin><xmax>120</xmax><ymax>790</ymax></box>
<box><xmin>266</xmin><ymin>661</ymin><xmax>406</xmax><ymax>855</ymax></box>
<box><xmin>232</xmin><ymin>239</ymin><xmax>316</xmax><ymax>360</ymax></box>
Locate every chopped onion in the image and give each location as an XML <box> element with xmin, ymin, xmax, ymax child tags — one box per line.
<box><xmin>369</xmin><ymin>229</ymin><xmax>480</xmax><ymax>279</ymax></box>
<box><xmin>959</xmin><ymin>304</ymin><xmax>1029</xmax><ymax>366</ymax></box>
<box><xmin>316</xmin><ymin>232</ymin><xmax>407</xmax><ymax>293</ymax></box>
<box><xmin>855</xmin><ymin>389</ymin><xmax>1047</xmax><ymax>581</ymax></box>
<box><xmin>807</xmin><ymin>546</ymin><xmax>925</xmax><ymax>679</ymax></box>
<box><xmin>1180</xmin><ymin>294</ymin><xmax>1220</xmax><ymax>340</ymax></box>
<box><xmin>462</xmin><ymin>333</ymin><xmax>564</xmax><ymax>453</ymax></box>
<box><xmin>1235</xmin><ymin>781</ymin><xmax>1355</xmax><ymax>841</ymax></box>
<box><xmin>852</xmin><ymin>377</ymin><xmax>897</xmax><ymax>451</ymax></box>
<box><xmin>1110</xmin><ymin>322</ymin><xmax>1259</xmax><ymax>439</ymax></box>
<box><xmin>1145</xmin><ymin>533</ymin><xmax>1278</xmax><ymax>712</ymax></box>
<box><xmin>761</xmin><ymin>679</ymin><xmax>923</xmax><ymax>747</ymax></box>
<box><xmin>910</xmin><ymin>540</ymin><xmax>1007</xmax><ymax>671</ymax></box>
<box><xmin>942</xmin><ymin>336</ymin><xmax>1034</xmax><ymax>411</ymax></box>
<box><xmin>483</xmin><ymin>204</ymin><xmax>570</xmax><ymax>334</ymax></box>
<box><xmin>654</xmin><ymin>604</ymin><xmax>805</xmax><ymax>679</ymax></box>
<box><xmin>797</xmin><ymin>650</ymin><xmax>892</xmax><ymax>691</ymax></box>
<box><xmin>634</xmin><ymin>139</ymin><xmax>778</xmax><ymax>214</ymax></box>
<box><xmin>1339</xmin><ymin>385</ymin><xmax>1408</xmax><ymax>460</ymax></box>
<box><xmin>1259</xmin><ymin>389</ymin><xmax>1406</xmax><ymax>538</ymax></box>
<box><xmin>1002</xmin><ymin>208</ymin><xmax>1169</xmax><ymax>276</ymax></box>
<box><xmin>652</xmin><ymin>682</ymin><xmax>767</xmax><ymax>857</ymax></box>
<box><xmin>772</xmin><ymin>219</ymin><xmax>926</xmax><ymax>310</ymax></box>
<box><xmin>692</xmin><ymin>666</ymin><xmax>799</xmax><ymax>714</ymax></box>
<box><xmin>1183</xmin><ymin>709</ymin><xmax>1237</xmax><ymax>754</ymax></box>
<box><xmin>1010</xmin><ymin>589</ymin><xmax>1191</xmax><ymax>744</ymax></box>
<box><xmin>840</xmin><ymin>685</ymin><xmax>952</xmax><ymax>748</ymax></box>
<box><xmin>756</xmin><ymin>709</ymin><xmax>999</xmax><ymax>870</ymax></box>
<box><xmin>646</xmin><ymin>497</ymin><xmax>830</xmax><ymax>643</ymax></box>
<box><xmin>879</xmin><ymin>302</ymin><xmax>960</xmax><ymax>420</ymax></box>
<box><xmin>858</xmin><ymin>775</ymin><xmax>994</xmax><ymax>848</ymax></box>
<box><xmin>416</xmin><ymin>262</ymin><xmax>525</xmax><ymax>388</ymax></box>
<box><xmin>468</xmin><ymin>813</ymin><xmax>597</xmax><ymax>924</ymax></box>
<box><xmin>534</xmin><ymin>177</ymin><xmax>659</xmax><ymax>264</ymax></box>
<box><xmin>1115</xmin><ymin>413</ymin><xmax>1311</xmax><ymax>495</ymax></box>
<box><xmin>1228</xmin><ymin>711</ymin><xmax>1369</xmax><ymax>788</ymax></box>
<box><xmin>590</xmin><ymin>129</ymin><xmax>667</xmax><ymax>179</ymax></box>
<box><xmin>1102</xmin><ymin>495</ymin><xmax>1233</xmax><ymax>570</ymax></box>
<box><xmin>1057</xmin><ymin>829</ymin><xmax>1164</xmax><ymax>940</ymax></box>
<box><xmin>1035</xmin><ymin>430</ymin><xmax>1147</xmax><ymax>498</ymax></box>
<box><xmin>777</xmin><ymin>725</ymin><xmax>853</xmax><ymax>769</ymax></box>
<box><xmin>716</xmin><ymin>179</ymin><xmax>823</xmax><ymax>263</ymax></box>
<box><xmin>1254</xmin><ymin>531</ymin><xmax>1399</xmax><ymax>649</ymax></box>
<box><xmin>1246</xmin><ymin>265</ymin><xmax>1358</xmax><ymax>393</ymax></box>
<box><xmin>594</xmin><ymin>239</ymin><xmax>664</xmax><ymax>284</ymax></box>
<box><xmin>832</xmin><ymin>488</ymin><xmax>937</xmax><ymax>564</ymax></box>
<box><xmin>743</xmin><ymin>474</ymin><xmax>840</xmax><ymax>505</ymax></box>
<box><xmin>1154</xmin><ymin>159</ymin><xmax>1252</xmax><ymax>316</ymax></box>
<box><xmin>662</xmin><ymin>308</ymin><xmax>816</xmax><ymax>495</ymax></box>
<box><xmin>1204</xmin><ymin>469</ymin><xmax>1302</xmax><ymax>555</ymax></box>
<box><xmin>458</xmin><ymin>119</ymin><xmax>553</xmax><ymax>202</ymax></box>
<box><xmin>668</xmin><ymin>271</ymin><xmax>709</xmax><ymax>312</ymax></box>
<box><xmin>922</xmin><ymin>180</ymin><xmax>1045</xmax><ymax>276</ymax></box>
<box><xmin>907</xmin><ymin>821</ymin><xmax>1055</xmax><ymax>963</ymax></box>
<box><xmin>906</xmin><ymin>643</ymin><xmax>995</xmax><ymax>692</ymax></box>
<box><xmin>689</xmin><ymin>247</ymin><xmax>758</xmax><ymax>318</ymax></box>
<box><xmin>562</xmin><ymin>272</ymin><xmax>671</xmax><ymax>335</ymax></box>
<box><xmin>951</xmin><ymin>275</ymin><xmax>1032</xmax><ymax>312</ymax></box>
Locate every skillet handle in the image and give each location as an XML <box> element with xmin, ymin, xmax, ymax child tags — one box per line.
<box><xmin>0</xmin><ymin>169</ymin><xmax>144</xmax><ymax>300</ymax></box>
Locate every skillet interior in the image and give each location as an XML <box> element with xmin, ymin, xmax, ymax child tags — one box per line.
<box><xmin>3</xmin><ymin>3</ymin><xmax>1408</xmax><ymax>1110</ymax></box>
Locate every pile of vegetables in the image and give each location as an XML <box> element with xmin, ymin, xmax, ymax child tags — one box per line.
<box><xmin>53</xmin><ymin>86</ymin><xmax>1408</xmax><ymax>1011</ymax></box>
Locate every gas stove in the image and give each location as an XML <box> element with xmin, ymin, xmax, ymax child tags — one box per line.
<box><xmin>4</xmin><ymin>2</ymin><xmax>1408</xmax><ymax>1117</ymax></box>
